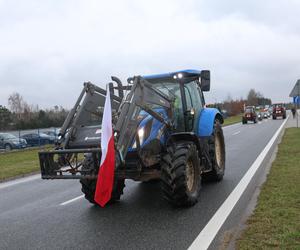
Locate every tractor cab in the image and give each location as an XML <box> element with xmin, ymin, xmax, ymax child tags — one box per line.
<box><xmin>129</xmin><ymin>69</ymin><xmax>210</xmax><ymax>132</ymax></box>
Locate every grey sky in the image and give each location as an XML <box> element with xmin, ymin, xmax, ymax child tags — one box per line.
<box><xmin>1</xmin><ymin>0</ymin><xmax>300</xmax><ymax>109</ymax></box>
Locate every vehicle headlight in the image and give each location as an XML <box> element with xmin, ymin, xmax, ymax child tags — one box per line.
<box><xmin>132</xmin><ymin>119</ymin><xmax>153</xmax><ymax>149</ymax></box>
<box><xmin>138</xmin><ymin>128</ymin><xmax>145</xmax><ymax>145</ymax></box>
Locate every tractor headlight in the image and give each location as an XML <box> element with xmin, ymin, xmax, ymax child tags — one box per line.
<box><xmin>132</xmin><ymin>119</ymin><xmax>153</xmax><ymax>149</ymax></box>
<box><xmin>131</xmin><ymin>128</ymin><xmax>145</xmax><ymax>149</ymax></box>
<box><xmin>138</xmin><ymin>128</ymin><xmax>145</xmax><ymax>145</ymax></box>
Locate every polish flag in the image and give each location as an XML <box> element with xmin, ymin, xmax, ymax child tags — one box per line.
<box><xmin>94</xmin><ymin>87</ymin><xmax>115</xmax><ymax>207</ymax></box>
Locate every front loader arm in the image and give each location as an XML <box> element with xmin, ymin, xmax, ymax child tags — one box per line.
<box><xmin>115</xmin><ymin>76</ymin><xmax>173</xmax><ymax>162</ymax></box>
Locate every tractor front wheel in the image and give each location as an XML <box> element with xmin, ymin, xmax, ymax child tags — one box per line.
<box><xmin>161</xmin><ymin>143</ymin><xmax>201</xmax><ymax>207</ymax></box>
<box><xmin>80</xmin><ymin>154</ymin><xmax>125</xmax><ymax>205</ymax></box>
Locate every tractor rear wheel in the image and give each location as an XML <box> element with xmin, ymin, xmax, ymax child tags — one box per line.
<box><xmin>203</xmin><ymin>119</ymin><xmax>225</xmax><ymax>182</ymax></box>
<box><xmin>161</xmin><ymin>143</ymin><xmax>201</xmax><ymax>207</ymax></box>
<box><xmin>80</xmin><ymin>154</ymin><xmax>125</xmax><ymax>205</ymax></box>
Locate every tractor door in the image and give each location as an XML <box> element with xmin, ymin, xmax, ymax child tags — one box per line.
<box><xmin>183</xmin><ymin>80</ymin><xmax>204</xmax><ymax>132</ymax></box>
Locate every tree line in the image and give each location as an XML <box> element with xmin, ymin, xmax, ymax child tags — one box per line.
<box><xmin>0</xmin><ymin>92</ymin><xmax>68</xmax><ymax>131</ymax></box>
<box><xmin>0</xmin><ymin>88</ymin><xmax>272</xmax><ymax>131</ymax></box>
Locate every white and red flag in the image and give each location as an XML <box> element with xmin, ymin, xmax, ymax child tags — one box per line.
<box><xmin>94</xmin><ymin>87</ymin><xmax>115</xmax><ymax>207</ymax></box>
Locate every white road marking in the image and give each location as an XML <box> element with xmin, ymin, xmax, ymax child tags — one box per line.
<box><xmin>232</xmin><ymin>131</ymin><xmax>241</xmax><ymax>136</ymax></box>
<box><xmin>60</xmin><ymin>195</ymin><xmax>84</xmax><ymax>206</ymax></box>
<box><xmin>0</xmin><ymin>174</ymin><xmax>40</xmax><ymax>190</ymax></box>
<box><xmin>223</xmin><ymin>123</ymin><xmax>241</xmax><ymax>129</ymax></box>
<box><xmin>188</xmin><ymin>116</ymin><xmax>289</xmax><ymax>250</ymax></box>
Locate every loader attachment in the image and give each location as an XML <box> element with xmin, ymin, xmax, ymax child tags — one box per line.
<box><xmin>39</xmin><ymin>76</ymin><xmax>174</xmax><ymax>180</ymax></box>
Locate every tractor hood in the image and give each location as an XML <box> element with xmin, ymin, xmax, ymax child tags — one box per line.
<box><xmin>128</xmin><ymin>108</ymin><xmax>168</xmax><ymax>151</ymax></box>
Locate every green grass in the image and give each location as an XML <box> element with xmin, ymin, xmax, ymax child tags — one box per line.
<box><xmin>237</xmin><ymin>128</ymin><xmax>300</xmax><ymax>249</ymax></box>
<box><xmin>223</xmin><ymin>114</ymin><xmax>243</xmax><ymax>126</ymax></box>
<box><xmin>0</xmin><ymin>147</ymin><xmax>45</xmax><ymax>181</ymax></box>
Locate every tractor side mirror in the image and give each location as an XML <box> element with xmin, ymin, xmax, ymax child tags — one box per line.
<box><xmin>200</xmin><ymin>70</ymin><xmax>210</xmax><ymax>92</ymax></box>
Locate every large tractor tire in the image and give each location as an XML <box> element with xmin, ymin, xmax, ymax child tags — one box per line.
<box><xmin>161</xmin><ymin>143</ymin><xmax>201</xmax><ymax>207</ymax></box>
<box><xmin>80</xmin><ymin>154</ymin><xmax>125</xmax><ymax>205</ymax></box>
<box><xmin>203</xmin><ymin>119</ymin><xmax>226</xmax><ymax>182</ymax></box>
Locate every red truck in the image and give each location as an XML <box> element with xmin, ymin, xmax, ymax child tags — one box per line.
<box><xmin>272</xmin><ymin>104</ymin><xmax>286</xmax><ymax>120</ymax></box>
<box><xmin>242</xmin><ymin>106</ymin><xmax>257</xmax><ymax>124</ymax></box>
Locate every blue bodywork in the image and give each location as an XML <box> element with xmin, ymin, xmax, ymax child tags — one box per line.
<box><xmin>128</xmin><ymin>70</ymin><xmax>223</xmax><ymax>151</ymax></box>
<box><xmin>197</xmin><ymin>108</ymin><xmax>223</xmax><ymax>137</ymax></box>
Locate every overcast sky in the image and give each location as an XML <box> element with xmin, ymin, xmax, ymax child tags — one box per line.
<box><xmin>1</xmin><ymin>0</ymin><xmax>300</xmax><ymax>109</ymax></box>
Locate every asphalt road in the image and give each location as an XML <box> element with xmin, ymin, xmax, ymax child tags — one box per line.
<box><xmin>0</xmin><ymin>118</ymin><xmax>286</xmax><ymax>250</ymax></box>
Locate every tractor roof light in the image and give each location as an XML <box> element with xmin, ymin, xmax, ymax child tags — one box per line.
<box><xmin>173</xmin><ymin>73</ymin><xmax>183</xmax><ymax>79</ymax></box>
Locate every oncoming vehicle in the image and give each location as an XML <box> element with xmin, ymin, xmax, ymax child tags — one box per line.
<box><xmin>262</xmin><ymin>111</ymin><xmax>268</xmax><ymax>119</ymax></box>
<box><xmin>272</xmin><ymin>104</ymin><xmax>286</xmax><ymax>120</ymax></box>
<box><xmin>0</xmin><ymin>133</ymin><xmax>27</xmax><ymax>151</ymax></box>
<box><xmin>257</xmin><ymin>112</ymin><xmax>263</xmax><ymax>121</ymax></box>
<box><xmin>39</xmin><ymin>69</ymin><xmax>226</xmax><ymax>207</ymax></box>
<box><xmin>242</xmin><ymin>106</ymin><xmax>257</xmax><ymax>124</ymax></box>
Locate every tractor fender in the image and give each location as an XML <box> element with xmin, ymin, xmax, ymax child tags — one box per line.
<box><xmin>197</xmin><ymin>108</ymin><xmax>223</xmax><ymax>137</ymax></box>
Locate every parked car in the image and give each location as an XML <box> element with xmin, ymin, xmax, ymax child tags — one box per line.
<box><xmin>44</xmin><ymin>130</ymin><xmax>60</xmax><ymax>138</ymax></box>
<box><xmin>0</xmin><ymin>133</ymin><xmax>27</xmax><ymax>151</ymax></box>
<box><xmin>21</xmin><ymin>133</ymin><xmax>55</xmax><ymax>146</ymax></box>
<box><xmin>242</xmin><ymin>106</ymin><xmax>257</xmax><ymax>124</ymax></box>
<box><xmin>43</xmin><ymin>130</ymin><xmax>60</xmax><ymax>143</ymax></box>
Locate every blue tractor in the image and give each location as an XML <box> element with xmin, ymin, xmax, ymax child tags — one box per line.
<box><xmin>39</xmin><ymin>69</ymin><xmax>225</xmax><ymax>207</ymax></box>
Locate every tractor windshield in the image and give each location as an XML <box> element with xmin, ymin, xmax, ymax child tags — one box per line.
<box><xmin>152</xmin><ymin>81</ymin><xmax>179</xmax><ymax>99</ymax></box>
<box><xmin>150</xmin><ymin>80</ymin><xmax>185</xmax><ymax>131</ymax></box>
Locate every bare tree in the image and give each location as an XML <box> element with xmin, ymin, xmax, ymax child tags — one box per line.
<box><xmin>247</xmin><ymin>89</ymin><xmax>259</xmax><ymax>106</ymax></box>
<box><xmin>8</xmin><ymin>92</ymin><xmax>26</xmax><ymax>119</ymax></box>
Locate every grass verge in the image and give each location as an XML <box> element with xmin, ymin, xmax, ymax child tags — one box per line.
<box><xmin>223</xmin><ymin>114</ymin><xmax>242</xmax><ymax>126</ymax></box>
<box><xmin>0</xmin><ymin>147</ymin><xmax>45</xmax><ymax>181</ymax></box>
<box><xmin>237</xmin><ymin>128</ymin><xmax>300</xmax><ymax>249</ymax></box>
